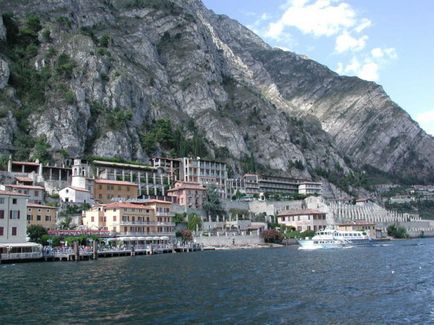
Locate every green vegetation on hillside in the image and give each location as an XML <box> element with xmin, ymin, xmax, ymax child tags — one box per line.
<box><xmin>141</xmin><ymin>118</ymin><xmax>209</xmax><ymax>158</ymax></box>
<box><xmin>385</xmin><ymin>200</ymin><xmax>434</xmax><ymax>220</ymax></box>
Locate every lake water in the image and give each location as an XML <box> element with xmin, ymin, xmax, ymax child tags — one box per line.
<box><xmin>1</xmin><ymin>239</ymin><xmax>433</xmax><ymax>324</ymax></box>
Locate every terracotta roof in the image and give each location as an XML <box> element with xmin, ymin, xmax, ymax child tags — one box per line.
<box><xmin>27</xmin><ymin>203</ymin><xmax>57</xmax><ymax>209</ymax></box>
<box><xmin>94</xmin><ymin>179</ymin><xmax>138</xmax><ymax>186</ymax></box>
<box><xmin>15</xmin><ymin>176</ymin><xmax>33</xmax><ymax>182</ymax></box>
<box><xmin>140</xmin><ymin>199</ymin><xmax>172</xmax><ymax>205</ymax></box>
<box><xmin>64</xmin><ymin>186</ymin><xmax>90</xmax><ymax>193</ymax></box>
<box><xmin>7</xmin><ymin>184</ymin><xmax>44</xmax><ymax>190</ymax></box>
<box><xmin>70</xmin><ymin>186</ymin><xmax>90</xmax><ymax>192</ymax></box>
<box><xmin>0</xmin><ymin>190</ymin><xmax>28</xmax><ymax>197</ymax></box>
<box><xmin>168</xmin><ymin>182</ymin><xmax>206</xmax><ymax>191</ymax></box>
<box><xmin>278</xmin><ymin>209</ymin><xmax>325</xmax><ymax>216</ymax></box>
<box><xmin>103</xmin><ymin>202</ymin><xmax>150</xmax><ymax>209</ymax></box>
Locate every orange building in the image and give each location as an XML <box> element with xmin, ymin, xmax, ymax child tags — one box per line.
<box><xmin>167</xmin><ymin>181</ymin><xmax>206</xmax><ymax>209</ymax></box>
<box><xmin>82</xmin><ymin>200</ymin><xmax>174</xmax><ymax>237</ymax></box>
<box><xmin>27</xmin><ymin>204</ymin><xmax>57</xmax><ymax>230</ymax></box>
<box><xmin>93</xmin><ymin>179</ymin><xmax>138</xmax><ymax>204</ymax></box>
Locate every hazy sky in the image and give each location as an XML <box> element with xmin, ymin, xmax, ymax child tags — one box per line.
<box><xmin>203</xmin><ymin>0</ymin><xmax>434</xmax><ymax>136</ymax></box>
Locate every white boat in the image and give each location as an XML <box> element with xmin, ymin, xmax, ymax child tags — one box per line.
<box><xmin>297</xmin><ymin>227</ymin><xmax>371</xmax><ymax>250</ymax></box>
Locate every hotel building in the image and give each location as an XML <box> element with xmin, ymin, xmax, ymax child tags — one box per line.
<box><xmin>179</xmin><ymin>157</ymin><xmax>227</xmax><ymax>198</ymax></box>
<box><xmin>277</xmin><ymin>209</ymin><xmax>327</xmax><ymax>232</ymax></box>
<box><xmin>82</xmin><ymin>200</ymin><xmax>174</xmax><ymax>237</ymax></box>
<box><xmin>167</xmin><ymin>181</ymin><xmax>206</xmax><ymax>209</ymax></box>
<box><xmin>0</xmin><ymin>190</ymin><xmax>28</xmax><ymax>243</ymax></box>
<box><xmin>93</xmin><ymin>179</ymin><xmax>139</xmax><ymax>204</ymax></box>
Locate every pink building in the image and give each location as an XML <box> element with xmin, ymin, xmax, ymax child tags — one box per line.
<box><xmin>1</xmin><ymin>184</ymin><xmax>45</xmax><ymax>204</ymax></box>
<box><xmin>167</xmin><ymin>181</ymin><xmax>206</xmax><ymax>209</ymax></box>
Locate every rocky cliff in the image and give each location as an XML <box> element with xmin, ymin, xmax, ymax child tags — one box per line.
<box><xmin>0</xmin><ymin>0</ymin><xmax>433</xmax><ymax>185</ymax></box>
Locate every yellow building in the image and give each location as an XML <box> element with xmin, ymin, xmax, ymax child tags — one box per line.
<box><xmin>337</xmin><ymin>220</ymin><xmax>376</xmax><ymax>238</ymax></box>
<box><xmin>27</xmin><ymin>203</ymin><xmax>57</xmax><ymax>230</ymax></box>
<box><xmin>82</xmin><ymin>200</ymin><xmax>174</xmax><ymax>237</ymax></box>
<box><xmin>93</xmin><ymin>179</ymin><xmax>139</xmax><ymax>204</ymax></box>
<box><xmin>277</xmin><ymin>209</ymin><xmax>327</xmax><ymax>232</ymax></box>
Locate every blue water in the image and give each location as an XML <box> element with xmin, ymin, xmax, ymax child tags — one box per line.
<box><xmin>1</xmin><ymin>239</ymin><xmax>433</xmax><ymax>324</ymax></box>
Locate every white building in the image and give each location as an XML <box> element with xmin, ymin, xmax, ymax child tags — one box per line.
<box><xmin>298</xmin><ymin>181</ymin><xmax>322</xmax><ymax>196</ymax></box>
<box><xmin>1</xmin><ymin>184</ymin><xmax>45</xmax><ymax>204</ymax></box>
<box><xmin>59</xmin><ymin>159</ymin><xmax>93</xmax><ymax>204</ymax></box>
<box><xmin>0</xmin><ymin>190</ymin><xmax>28</xmax><ymax>243</ymax></box>
<box><xmin>59</xmin><ymin>186</ymin><xmax>92</xmax><ymax>204</ymax></box>
<box><xmin>179</xmin><ymin>157</ymin><xmax>227</xmax><ymax>198</ymax></box>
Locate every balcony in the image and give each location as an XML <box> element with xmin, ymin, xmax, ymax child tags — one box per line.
<box><xmin>119</xmin><ymin>221</ymin><xmax>175</xmax><ymax>227</ymax></box>
<box><xmin>122</xmin><ymin>231</ymin><xmax>175</xmax><ymax>237</ymax></box>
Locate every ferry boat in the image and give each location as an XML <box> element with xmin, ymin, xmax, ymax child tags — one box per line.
<box><xmin>297</xmin><ymin>227</ymin><xmax>371</xmax><ymax>250</ymax></box>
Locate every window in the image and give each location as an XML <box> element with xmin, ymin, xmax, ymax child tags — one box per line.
<box><xmin>0</xmin><ymin>210</ymin><xmax>4</xmax><ymax>219</ymax></box>
<box><xmin>10</xmin><ymin>210</ymin><xmax>20</xmax><ymax>219</ymax></box>
<box><xmin>45</xmin><ymin>216</ymin><xmax>51</xmax><ymax>221</ymax></box>
<box><xmin>27</xmin><ymin>215</ymin><xmax>32</xmax><ymax>221</ymax></box>
<box><xmin>12</xmin><ymin>227</ymin><xmax>17</xmax><ymax>236</ymax></box>
<box><xmin>91</xmin><ymin>216</ymin><xmax>94</xmax><ymax>222</ymax></box>
<box><xmin>34</xmin><ymin>190</ymin><xmax>39</xmax><ymax>196</ymax></box>
<box><xmin>113</xmin><ymin>216</ymin><xmax>116</xmax><ymax>222</ymax></box>
<box><xmin>12</xmin><ymin>198</ymin><xmax>17</xmax><ymax>204</ymax></box>
<box><xmin>99</xmin><ymin>185</ymin><xmax>102</xmax><ymax>190</ymax></box>
<box><xmin>0</xmin><ymin>227</ymin><xmax>3</xmax><ymax>235</ymax></box>
<box><xmin>37</xmin><ymin>215</ymin><xmax>41</xmax><ymax>221</ymax></box>
<box><xmin>0</xmin><ymin>198</ymin><xmax>4</xmax><ymax>204</ymax></box>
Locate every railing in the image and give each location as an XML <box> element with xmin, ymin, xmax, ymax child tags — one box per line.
<box><xmin>119</xmin><ymin>221</ymin><xmax>175</xmax><ymax>226</ymax></box>
<box><xmin>1</xmin><ymin>252</ymin><xmax>43</xmax><ymax>260</ymax></box>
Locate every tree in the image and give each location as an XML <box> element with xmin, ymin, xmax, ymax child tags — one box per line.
<box><xmin>59</xmin><ymin>216</ymin><xmax>76</xmax><ymax>230</ymax></box>
<box><xmin>387</xmin><ymin>224</ymin><xmax>408</xmax><ymax>239</ymax></box>
<box><xmin>176</xmin><ymin>229</ymin><xmax>193</xmax><ymax>243</ymax></box>
<box><xmin>27</xmin><ymin>225</ymin><xmax>48</xmax><ymax>243</ymax></box>
<box><xmin>187</xmin><ymin>214</ymin><xmax>202</xmax><ymax>231</ymax></box>
<box><xmin>173</xmin><ymin>213</ymin><xmax>186</xmax><ymax>225</ymax></box>
<box><xmin>261</xmin><ymin>229</ymin><xmax>283</xmax><ymax>244</ymax></box>
<box><xmin>203</xmin><ymin>184</ymin><xmax>224</xmax><ymax>219</ymax></box>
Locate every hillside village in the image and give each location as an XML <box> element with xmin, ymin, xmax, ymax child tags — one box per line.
<box><xmin>1</xmin><ymin>154</ymin><xmax>434</xmax><ymax>261</ymax></box>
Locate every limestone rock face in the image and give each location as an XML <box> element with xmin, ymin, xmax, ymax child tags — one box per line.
<box><xmin>0</xmin><ymin>59</ymin><xmax>9</xmax><ymax>90</ymax></box>
<box><xmin>0</xmin><ymin>16</ymin><xmax>5</xmax><ymax>42</ymax></box>
<box><xmin>0</xmin><ymin>0</ymin><xmax>432</xmax><ymax>183</ymax></box>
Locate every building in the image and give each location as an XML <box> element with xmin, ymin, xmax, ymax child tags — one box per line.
<box><xmin>337</xmin><ymin>220</ymin><xmax>376</xmax><ymax>238</ymax></box>
<box><xmin>82</xmin><ymin>200</ymin><xmax>175</xmax><ymax>237</ymax></box>
<box><xmin>167</xmin><ymin>181</ymin><xmax>206</xmax><ymax>209</ymax></box>
<box><xmin>0</xmin><ymin>184</ymin><xmax>45</xmax><ymax>204</ymax></box>
<box><xmin>27</xmin><ymin>203</ymin><xmax>57</xmax><ymax>230</ymax></box>
<box><xmin>0</xmin><ymin>190</ymin><xmax>28</xmax><ymax>243</ymax></box>
<box><xmin>7</xmin><ymin>158</ymin><xmax>72</xmax><ymax>190</ymax></box>
<box><xmin>93</xmin><ymin>179</ymin><xmax>139</xmax><ymax>204</ymax></box>
<box><xmin>152</xmin><ymin>157</ymin><xmax>181</xmax><ymax>183</ymax></box>
<box><xmin>179</xmin><ymin>157</ymin><xmax>227</xmax><ymax>198</ymax></box>
<box><xmin>277</xmin><ymin>209</ymin><xmax>327</xmax><ymax>232</ymax></box>
<box><xmin>227</xmin><ymin>174</ymin><xmax>322</xmax><ymax>199</ymax></box>
<box><xmin>298</xmin><ymin>181</ymin><xmax>322</xmax><ymax>196</ymax></box>
<box><xmin>59</xmin><ymin>186</ymin><xmax>92</xmax><ymax>204</ymax></box>
<box><xmin>92</xmin><ymin>160</ymin><xmax>169</xmax><ymax>196</ymax></box>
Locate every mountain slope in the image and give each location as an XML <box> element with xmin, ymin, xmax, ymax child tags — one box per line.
<box><xmin>0</xmin><ymin>0</ymin><xmax>433</xmax><ymax>185</ymax></box>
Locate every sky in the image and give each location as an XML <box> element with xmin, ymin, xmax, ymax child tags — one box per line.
<box><xmin>202</xmin><ymin>0</ymin><xmax>434</xmax><ymax>136</ymax></box>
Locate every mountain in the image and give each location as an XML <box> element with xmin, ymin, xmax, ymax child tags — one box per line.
<box><xmin>0</xmin><ymin>0</ymin><xmax>433</xmax><ymax>187</ymax></box>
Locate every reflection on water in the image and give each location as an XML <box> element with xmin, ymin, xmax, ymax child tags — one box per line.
<box><xmin>1</xmin><ymin>239</ymin><xmax>434</xmax><ymax>324</ymax></box>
